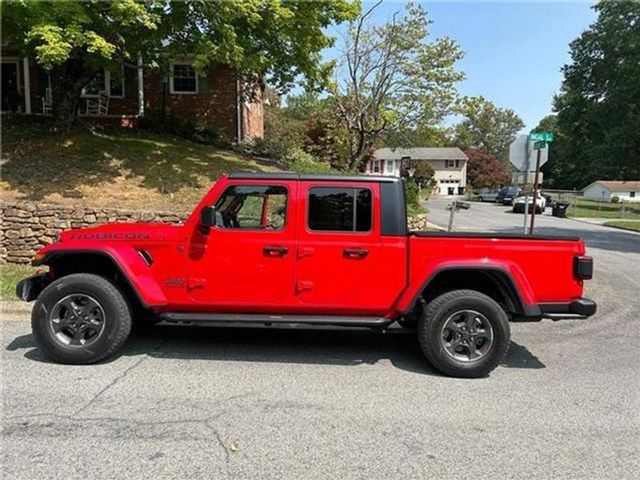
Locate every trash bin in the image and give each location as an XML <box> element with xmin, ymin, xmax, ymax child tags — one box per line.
<box><xmin>552</xmin><ymin>202</ymin><xmax>570</xmax><ymax>218</ymax></box>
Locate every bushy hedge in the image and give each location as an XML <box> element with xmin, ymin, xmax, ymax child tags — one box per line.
<box><xmin>139</xmin><ymin>109</ymin><xmax>230</xmax><ymax>147</ymax></box>
<box><xmin>283</xmin><ymin>147</ymin><xmax>336</xmax><ymax>173</ymax></box>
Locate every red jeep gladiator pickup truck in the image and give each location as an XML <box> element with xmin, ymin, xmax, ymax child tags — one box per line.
<box><xmin>17</xmin><ymin>173</ymin><xmax>596</xmax><ymax>377</ymax></box>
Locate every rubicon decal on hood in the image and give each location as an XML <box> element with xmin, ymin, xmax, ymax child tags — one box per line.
<box><xmin>68</xmin><ymin>232</ymin><xmax>151</xmax><ymax>240</ymax></box>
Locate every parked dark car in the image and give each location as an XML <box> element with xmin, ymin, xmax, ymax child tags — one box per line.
<box><xmin>499</xmin><ymin>187</ymin><xmax>522</xmax><ymax>205</ymax></box>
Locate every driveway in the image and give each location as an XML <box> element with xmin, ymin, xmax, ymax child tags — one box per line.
<box><xmin>2</xmin><ymin>200</ymin><xmax>639</xmax><ymax>479</ymax></box>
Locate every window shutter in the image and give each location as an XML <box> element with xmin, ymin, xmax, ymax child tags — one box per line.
<box><xmin>198</xmin><ymin>74</ymin><xmax>209</xmax><ymax>93</ymax></box>
<box><xmin>36</xmin><ymin>66</ymin><xmax>49</xmax><ymax>96</ymax></box>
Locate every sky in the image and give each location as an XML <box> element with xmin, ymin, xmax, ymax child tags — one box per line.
<box><xmin>321</xmin><ymin>0</ymin><xmax>598</xmax><ymax>133</ymax></box>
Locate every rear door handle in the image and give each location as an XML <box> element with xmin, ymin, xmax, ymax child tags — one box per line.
<box><xmin>343</xmin><ymin>248</ymin><xmax>368</xmax><ymax>258</ymax></box>
<box><xmin>264</xmin><ymin>245</ymin><xmax>289</xmax><ymax>256</ymax></box>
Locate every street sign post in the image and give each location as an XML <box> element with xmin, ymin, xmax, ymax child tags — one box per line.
<box><xmin>509</xmin><ymin>135</ymin><xmax>549</xmax><ymax>173</ymax></box>
<box><xmin>527</xmin><ymin>131</ymin><xmax>555</xmax><ymax>235</ymax></box>
<box><xmin>530</xmin><ymin>131</ymin><xmax>555</xmax><ymax>143</ymax></box>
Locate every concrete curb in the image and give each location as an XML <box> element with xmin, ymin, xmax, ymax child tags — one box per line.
<box><xmin>426</xmin><ymin>222</ymin><xmax>446</xmax><ymax>231</ymax></box>
<box><xmin>1</xmin><ymin>301</ymin><xmax>33</xmax><ymax>318</ymax></box>
<box><xmin>566</xmin><ymin>216</ymin><xmax>640</xmax><ymax>234</ymax></box>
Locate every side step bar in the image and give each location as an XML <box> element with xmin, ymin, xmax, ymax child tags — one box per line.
<box><xmin>159</xmin><ymin>312</ymin><xmax>391</xmax><ymax>328</ymax></box>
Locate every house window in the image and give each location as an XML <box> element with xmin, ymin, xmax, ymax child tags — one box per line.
<box><xmin>372</xmin><ymin>160</ymin><xmax>381</xmax><ymax>173</ymax></box>
<box><xmin>81</xmin><ymin>67</ymin><xmax>124</xmax><ymax>98</ymax></box>
<box><xmin>214</xmin><ymin>185</ymin><xmax>288</xmax><ymax>230</ymax></box>
<box><xmin>109</xmin><ymin>69</ymin><xmax>124</xmax><ymax>97</ymax></box>
<box><xmin>308</xmin><ymin>187</ymin><xmax>372</xmax><ymax>232</ymax></box>
<box><xmin>386</xmin><ymin>160</ymin><xmax>395</xmax><ymax>173</ymax></box>
<box><xmin>170</xmin><ymin>63</ymin><xmax>197</xmax><ymax>94</ymax></box>
<box><xmin>455</xmin><ymin>160</ymin><xmax>460</xmax><ymax>168</ymax></box>
<box><xmin>631</xmin><ymin>192</ymin><xmax>636</xmax><ymax>198</ymax></box>
<box><xmin>82</xmin><ymin>70</ymin><xmax>105</xmax><ymax>96</ymax></box>
<box><xmin>447</xmin><ymin>160</ymin><xmax>455</xmax><ymax>168</ymax></box>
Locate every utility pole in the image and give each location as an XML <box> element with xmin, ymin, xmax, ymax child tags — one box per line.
<box><xmin>447</xmin><ymin>200</ymin><xmax>471</xmax><ymax>232</ymax></box>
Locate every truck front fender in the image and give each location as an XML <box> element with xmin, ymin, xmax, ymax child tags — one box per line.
<box><xmin>395</xmin><ymin>260</ymin><xmax>540</xmax><ymax>317</ymax></box>
<box><xmin>33</xmin><ymin>242</ymin><xmax>167</xmax><ymax>308</ymax></box>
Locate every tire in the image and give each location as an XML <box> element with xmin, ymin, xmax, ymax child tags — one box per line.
<box><xmin>478</xmin><ymin>197</ymin><xmax>483</xmax><ymax>202</ymax></box>
<box><xmin>417</xmin><ymin>290</ymin><xmax>510</xmax><ymax>378</ymax></box>
<box><xmin>32</xmin><ymin>273</ymin><xmax>132</xmax><ymax>364</ymax></box>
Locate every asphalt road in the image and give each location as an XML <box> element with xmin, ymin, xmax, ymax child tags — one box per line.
<box><xmin>2</xmin><ymin>200</ymin><xmax>639</xmax><ymax>479</ymax></box>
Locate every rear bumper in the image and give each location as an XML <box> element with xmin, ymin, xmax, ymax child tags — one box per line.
<box><xmin>539</xmin><ymin>298</ymin><xmax>597</xmax><ymax>320</ymax></box>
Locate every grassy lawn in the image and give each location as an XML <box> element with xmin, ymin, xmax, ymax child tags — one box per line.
<box><xmin>566</xmin><ymin>198</ymin><xmax>640</xmax><ymax>220</ymax></box>
<box><xmin>0</xmin><ymin>115</ymin><xmax>281</xmax><ymax>211</ymax></box>
<box><xmin>0</xmin><ymin>264</ymin><xmax>39</xmax><ymax>301</ymax></box>
<box><xmin>603</xmin><ymin>220</ymin><xmax>640</xmax><ymax>232</ymax></box>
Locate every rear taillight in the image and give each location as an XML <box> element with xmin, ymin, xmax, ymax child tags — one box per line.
<box><xmin>574</xmin><ymin>256</ymin><xmax>593</xmax><ymax>280</ymax></box>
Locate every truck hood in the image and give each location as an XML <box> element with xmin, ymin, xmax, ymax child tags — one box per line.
<box><xmin>59</xmin><ymin>222</ymin><xmax>182</xmax><ymax>244</ymax></box>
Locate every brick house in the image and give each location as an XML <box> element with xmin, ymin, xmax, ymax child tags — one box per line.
<box><xmin>0</xmin><ymin>47</ymin><xmax>263</xmax><ymax>141</ymax></box>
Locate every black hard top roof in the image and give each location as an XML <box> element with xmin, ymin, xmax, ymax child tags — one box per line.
<box><xmin>228</xmin><ymin>172</ymin><xmax>401</xmax><ymax>183</ymax></box>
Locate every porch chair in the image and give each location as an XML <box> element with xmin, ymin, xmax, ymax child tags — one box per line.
<box><xmin>42</xmin><ymin>88</ymin><xmax>53</xmax><ymax>115</ymax></box>
<box><xmin>85</xmin><ymin>90</ymin><xmax>110</xmax><ymax>116</ymax></box>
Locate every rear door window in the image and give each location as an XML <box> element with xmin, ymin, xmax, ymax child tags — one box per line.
<box><xmin>308</xmin><ymin>187</ymin><xmax>372</xmax><ymax>232</ymax></box>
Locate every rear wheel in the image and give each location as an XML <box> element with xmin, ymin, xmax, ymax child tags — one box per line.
<box><xmin>478</xmin><ymin>196</ymin><xmax>483</xmax><ymax>202</ymax></box>
<box><xmin>32</xmin><ymin>273</ymin><xmax>132</xmax><ymax>364</ymax></box>
<box><xmin>418</xmin><ymin>290</ymin><xmax>510</xmax><ymax>378</ymax></box>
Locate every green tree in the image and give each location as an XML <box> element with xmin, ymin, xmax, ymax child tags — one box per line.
<box><xmin>328</xmin><ymin>1</ymin><xmax>464</xmax><ymax>170</ymax></box>
<box><xmin>453</xmin><ymin>96</ymin><xmax>524</xmax><ymax>158</ymax></box>
<box><xmin>2</xmin><ymin>0</ymin><xmax>359</xmax><ymax>129</ymax></box>
<box><xmin>399</xmin><ymin>159</ymin><xmax>435</xmax><ymax>189</ymax></box>
<box><xmin>553</xmin><ymin>1</ymin><xmax>640</xmax><ymax>188</ymax></box>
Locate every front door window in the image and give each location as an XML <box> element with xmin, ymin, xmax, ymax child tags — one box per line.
<box><xmin>215</xmin><ymin>185</ymin><xmax>287</xmax><ymax>230</ymax></box>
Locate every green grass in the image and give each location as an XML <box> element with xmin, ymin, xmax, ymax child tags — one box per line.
<box><xmin>603</xmin><ymin>220</ymin><xmax>640</xmax><ymax>232</ymax></box>
<box><xmin>566</xmin><ymin>198</ymin><xmax>640</xmax><ymax>220</ymax></box>
<box><xmin>0</xmin><ymin>115</ymin><xmax>281</xmax><ymax>211</ymax></box>
<box><xmin>0</xmin><ymin>264</ymin><xmax>39</xmax><ymax>301</ymax></box>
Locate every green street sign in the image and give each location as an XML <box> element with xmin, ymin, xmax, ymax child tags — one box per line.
<box><xmin>530</xmin><ymin>131</ymin><xmax>555</xmax><ymax>142</ymax></box>
<box><xmin>533</xmin><ymin>140</ymin><xmax>546</xmax><ymax>150</ymax></box>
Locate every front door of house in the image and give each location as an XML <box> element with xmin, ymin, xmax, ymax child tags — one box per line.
<box><xmin>1</xmin><ymin>62</ymin><xmax>18</xmax><ymax>112</ymax></box>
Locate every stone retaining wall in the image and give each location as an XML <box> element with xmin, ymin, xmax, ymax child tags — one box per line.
<box><xmin>1</xmin><ymin>202</ymin><xmax>188</xmax><ymax>264</ymax></box>
<box><xmin>1</xmin><ymin>202</ymin><xmax>428</xmax><ymax>264</ymax></box>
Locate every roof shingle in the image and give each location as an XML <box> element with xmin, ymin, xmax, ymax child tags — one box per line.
<box><xmin>588</xmin><ymin>180</ymin><xmax>640</xmax><ymax>192</ymax></box>
<box><xmin>373</xmin><ymin>147</ymin><xmax>467</xmax><ymax>161</ymax></box>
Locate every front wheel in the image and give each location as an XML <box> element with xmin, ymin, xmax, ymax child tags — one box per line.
<box><xmin>418</xmin><ymin>290</ymin><xmax>510</xmax><ymax>378</ymax></box>
<box><xmin>32</xmin><ymin>273</ymin><xmax>132</xmax><ymax>364</ymax></box>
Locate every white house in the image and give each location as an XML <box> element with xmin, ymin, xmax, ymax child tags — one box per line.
<box><xmin>367</xmin><ymin>147</ymin><xmax>468</xmax><ymax>195</ymax></box>
<box><xmin>582</xmin><ymin>180</ymin><xmax>640</xmax><ymax>203</ymax></box>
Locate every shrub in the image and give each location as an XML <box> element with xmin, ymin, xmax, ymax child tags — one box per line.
<box><xmin>405</xmin><ymin>179</ymin><xmax>425</xmax><ymax>215</ymax></box>
<box><xmin>193</xmin><ymin>125</ymin><xmax>231</xmax><ymax>148</ymax></box>
<box><xmin>140</xmin><ymin>109</ymin><xmax>196</xmax><ymax>138</ymax></box>
<box><xmin>611</xmin><ymin>196</ymin><xmax>620</xmax><ymax>203</ymax></box>
<box><xmin>283</xmin><ymin>147</ymin><xmax>335</xmax><ymax>174</ymax></box>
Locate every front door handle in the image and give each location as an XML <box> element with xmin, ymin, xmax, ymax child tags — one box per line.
<box><xmin>343</xmin><ymin>248</ymin><xmax>368</xmax><ymax>258</ymax></box>
<box><xmin>264</xmin><ymin>245</ymin><xmax>289</xmax><ymax>256</ymax></box>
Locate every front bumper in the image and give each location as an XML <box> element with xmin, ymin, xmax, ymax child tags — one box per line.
<box><xmin>15</xmin><ymin>273</ymin><xmax>51</xmax><ymax>302</ymax></box>
<box><xmin>540</xmin><ymin>298</ymin><xmax>597</xmax><ymax>320</ymax></box>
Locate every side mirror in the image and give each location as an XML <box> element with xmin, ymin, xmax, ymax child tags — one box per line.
<box><xmin>200</xmin><ymin>206</ymin><xmax>216</xmax><ymax>232</ymax></box>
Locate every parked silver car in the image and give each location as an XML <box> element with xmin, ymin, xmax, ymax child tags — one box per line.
<box><xmin>476</xmin><ymin>188</ymin><xmax>501</xmax><ymax>202</ymax></box>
